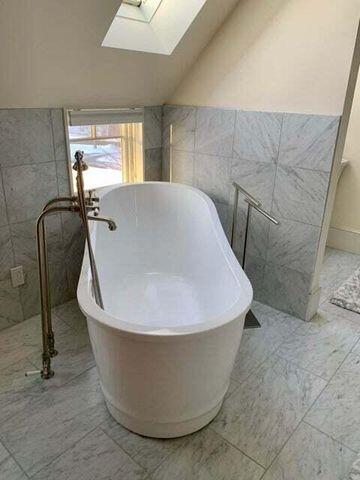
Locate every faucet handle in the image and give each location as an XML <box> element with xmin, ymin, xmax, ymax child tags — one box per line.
<box><xmin>86</xmin><ymin>206</ymin><xmax>100</xmax><ymax>214</ymax></box>
<box><xmin>86</xmin><ymin>189</ymin><xmax>100</xmax><ymax>206</ymax></box>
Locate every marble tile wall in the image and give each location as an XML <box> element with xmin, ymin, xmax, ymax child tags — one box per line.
<box><xmin>0</xmin><ymin>105</ymin><xmax>337</xmax><ymax>324</ymax></box>
<box><xmin>0</xmin><ymin>107</ymin><xmax>162</xmax><ymax>330</ymax></box>
<box><xmin>0</xmin><ymin>108</ymin><xmax>76</xmax><ymax>330</ymax></box>
<box><xmin>143</xmin><ymin>106</ymin><xmax>163</xmax><ymax>181</ymax></box>
<box><xmin>162</xmin><ymin>105</ymin><xmax>340</xmax><ymax>319</ymax></box>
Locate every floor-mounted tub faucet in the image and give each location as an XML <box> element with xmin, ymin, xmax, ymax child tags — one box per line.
<box><xmin>26</xmin><ymin>150</ymin><xmax>117</xmax><ymax>380</ymax></box>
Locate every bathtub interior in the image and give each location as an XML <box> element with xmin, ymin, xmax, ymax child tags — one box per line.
<box><xmin>91</xmin><ymin>183</ymin><xmax>250</xmax><ymax>329</ymax></box>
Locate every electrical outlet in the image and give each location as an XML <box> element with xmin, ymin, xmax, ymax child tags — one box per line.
<box><xmin>10</xmin><ymin>266</ymin><xmax>25</xmax><ymax>287</ymax></box>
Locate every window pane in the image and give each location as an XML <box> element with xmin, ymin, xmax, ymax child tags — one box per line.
<box><xmin>95</xmin><ymin>124</ymin><xmax>121</xmax><ymax>138</ymax></box>
<box><xmin>68</xmin><ymin>125</ymin><xmax>92</xmax><ymax>140</ymax></box>
<box><xmin>70</xmin><ymin>137</ymin><xmax>122</xmax><ymax>190</ymax></box>
<box><xmin>68</xmin><ymin>120</ymin><xmax>143</xmax><ymax>191</ymax></box>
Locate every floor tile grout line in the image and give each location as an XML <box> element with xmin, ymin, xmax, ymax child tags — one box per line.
<box><xmin>237</xmin><ymin>346</ymin><xmax>332</xmax><ymax>477</ymax></box>
<box><xmin>99</xmin><ymin>426</ymin><xmax>150</xmax><ymax>474</ymax></box>
<box><xmin>230</xmin><ymin>317</ymin><xmax>306</xmax><ymax>386</ymax></box>
<box><xmin>98</xmin><ymin>422</ymin><xmax>185</xmax><ymax>476</ymax></box>
<box><xmin>45</xmin><ymin>363</ymin><xmax>97</xmax><ymax>390</ymax></box>
<box><xmin>27</xmin><ymin>424</ymin><xmax>102</xmax><ymax>479</ymax></box>
<box><xmin>223</xmin><ymin>348</ymin><xmax>330</xmax><ymax>474</ymax></box>
<box><xmin>273</xmin><ymin>351</ymin><xmax>330</xmax><ymax>382</ymax></box>
<box><xmin>209</xmin><ymin>426</ymin><xmax>266</xmax><ymax>472</ymax></box>
<box><xmin>269</xmin><ymin>306</ymin><xmax>360</xmax><ymax>382</ymax></box>
<box><xmin>258</xmin><ymin>350</ymin><xmax>338</xmax><ymax>476</ymax></box>
<box><xmin>320</xmin><ymin>304</ymin><xmax>360</xmax><ymax>331</ymax></box>
<box><xmin>53</xmin><ymin>312</ymin><xmax>87</xmax><ymax>332</ymax></box>
<box><xmin>0</xmin><ymin>364</ymin><xmax>98</xmax><ymax>435</ymax></box>
<box><xmin>223</xmin><ymin>379</ymin><xmax>241</xmax><ymax>402</ymax></box>
<box><xmin>258</xmin><ymin>420</ymin><xmax>306</xmax><ymax>479</ymax></box>
<box><xmin>0</xmin><ymin>438</ymin><xmax>30</xmax><ymax>478</ymax></box>
<box><xmin>314</xmin><ymin>333</ymin><xmax>360</xmax><ymax>387</ymax></box>
<box><xmin>299</xmin><ymin>337</ymin><xmax>360</xmax><ymax>448</ymax></box>
<box><xmin>302</xmin><ymin>420</ymin><xmax>358</xmax><ymax>455</ymax></box>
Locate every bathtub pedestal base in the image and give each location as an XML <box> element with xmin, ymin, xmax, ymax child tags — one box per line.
<box><xmin>244</xmin><ymin>309</ymin><xmax>261</xmax><ymax>329</ymax></box>
<box><xmin>105</xmin><ymin>399</ymin><xmax>223</xmax><ymax>439</ymax></box>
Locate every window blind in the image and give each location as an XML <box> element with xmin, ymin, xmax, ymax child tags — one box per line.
<box><xmin>67</xmin><ymin>108</ymin><xmax>144</xmax><ymax>126</ymax></box>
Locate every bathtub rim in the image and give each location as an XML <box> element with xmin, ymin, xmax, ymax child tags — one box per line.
<box><xmin>77</xmin><ymin>181</ymin><xmax>253</xmax><ymax>339</ymax></box>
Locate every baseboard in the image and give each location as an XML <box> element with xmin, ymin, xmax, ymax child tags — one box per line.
<box><xmin>327</xmin><ymin>227</ymin><xmax>360</xmax><ymax>255</ymax></box>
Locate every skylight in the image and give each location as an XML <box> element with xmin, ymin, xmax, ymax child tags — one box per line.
<box><xmin>119</xmin><ymin>0</ymin><xmax>163</xmax><ymax>24</ymax></box>
<box><xmin>102</xmin><ymin>0</ymin><xmax>208</xmax><ymax>55</ymax></box>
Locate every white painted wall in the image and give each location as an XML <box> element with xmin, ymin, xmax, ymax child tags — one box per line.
<box><xmin>0</xmin><ymin>0</ymin><xmax>238</xmax><ymax>108</ymax></box>
<box><xmin>170</xmin><ymin>0</ymin><xmax>360</xmax><ymax>115</ymax></box>
<box><xmin>329</xmin><ymin>73</ymin><xmax>360</xmax><ymax>252</ymax></box>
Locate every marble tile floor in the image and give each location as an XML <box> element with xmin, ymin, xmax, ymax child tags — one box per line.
<box><xmin>1</xmin><ymin>247</ymin><xmax>360</xmax><ymax>479</ymax></box>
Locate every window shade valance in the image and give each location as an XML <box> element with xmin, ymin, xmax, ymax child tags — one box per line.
<box><xmin>67</xmin><ymin>108</ymin><xmax>144</xmax><ymax>126</ymax></box>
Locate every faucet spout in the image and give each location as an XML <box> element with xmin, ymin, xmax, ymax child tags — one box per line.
<box><xmin>87</xmin><ymin>214</ymin><xmax>117</xmax><ymax>231</ymax></box>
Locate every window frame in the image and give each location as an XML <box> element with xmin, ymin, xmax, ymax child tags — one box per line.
<box><xmin>63</xmin><ymin>108</ymin><xmax>144</xmax><ymax>194</ymax></box>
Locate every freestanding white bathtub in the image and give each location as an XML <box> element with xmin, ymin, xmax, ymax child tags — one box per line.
<box><xmin>77</xmin><ymin>182</ymin><xmax>252</xmax><ymax>438</ymax></box>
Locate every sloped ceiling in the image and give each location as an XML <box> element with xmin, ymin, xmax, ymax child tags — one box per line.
<box><xmin>0</xmin><ymin>0</ymin><xmax>239</xmax><ymax>108</ymax></box>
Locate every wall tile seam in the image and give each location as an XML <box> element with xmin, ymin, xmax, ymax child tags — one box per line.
<box><xmin>193</xmin><ymin>148</ymin><xmax>236</xmax><ymax>160</ymax></box>
<box><xmin>0</xmin><ymin>107</ymin><xmax>53</xmax><ymax>112</ymax></box>
<box><xmin>231</xmin><ymin>153</ymin><xmax>278</xmax><ymax>165</ymax></box>
<box><xmin>159</xmin><ymin>106</ymin><xmax>163</xmax><ymax>150</ymax></box>
<box><xmin>1</xmin><ymin>159</ymin><xmax>57</xmax><ymax>172</ymax></box>
<box><xmin>267</xmin><ymin>219</ymin><xmax>322</xmax><ymax>245</ymax></box>
<box><xmin>276</xmin><ymin>163</ymin><xmax>333</xmax><ymax>174</ymax></box>
<box><xmin>264</xmin><ymin>254</ymin><xmax>319</xmax><ymax>277</ymax></box>
<box><xmin>164</xmin><ymin>104</ymin><xmax>341</xmax><ymax>119</ymax></box>
<box><xmin>264</xmin><ymin>260</ymin><xmax>312</xmax><ymax>282</ymax></box>
<box><xmin>0</xmin><ymin>159</ymin><xmax>54</xmax><ymax>169</ymax></box>
<box><xmin>265</xmin><ymin>112</ymin><xmax>284</xmax><ymax>270</ymax></box>
<box><xmin>169</xmin><ymin>151</ymin><xmax>335</xmax><ymax>176</ymax></box>
<box><xmin>8</xmin><ymin>216</ymin><xmax>62</xmax><ymax>228</ymax></box>
<box><xmin>0</xmin><ymin>109</ymin><xmax>56</xmax><ymax>169</ymax></box>
<box><xmin>165</xmin><ymin>106</ymin><xmax>338</xmax><ymax>173</ymax></box>
<box><xmin>0</xmin><ymin>183</ymin><xmax>17</xmax><ymax>280</ymax></box>
<box><xmin>50</xmin><ymin>111</ymin><xmax>70</xmax><ymax>299</ymax></box>
<box><xmin>268</xmin><ymin>210</ymin><xmax>324</xmax><ymax>229</ymax></box>
<box><xmin>19</xmin><ymin>260</ymin><xmax>68</xmax><ymax>277</ymax></box>
<box><xmin>190</xmin><ymin>107</ymin><xmax>199</xmax><ymax>185</ymax></box>
<box><xmin>50</xmin><ymin>110</ymin><xmax>62</xmax><ymax>201</ymax></box>
<box><xmin>310</xmin><ymin>117</ymin><xmax>343</xmax><ymax>278</ymax></box>
<box><xmin>194</xmin><ymin>152</ymin><xmax>235</xmax><ymax>163</ymax></box>
<box><xmin>193</xmin><ymin>107</ymin><xmax>236</xmax><ymax>157</ymax></box>
<box><xmin>0</xmin><ymin>166</ymin><xmax>10</xmax><ymax>226</ymax></box>
<box><xmin>268</xmin><ymin>218</ymin><xmax>322</xmax><ymax>234</ymax></box>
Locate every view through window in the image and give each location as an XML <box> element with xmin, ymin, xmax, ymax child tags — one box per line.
<box><xmin>69</xmin><ymin>124</ymin><xmax>124</xmax><ymax>190</ymax></box>
<box><xmin>67</xmin><ymin>117</ymin><xmax>143</xmax><ymax>191</ymax></box>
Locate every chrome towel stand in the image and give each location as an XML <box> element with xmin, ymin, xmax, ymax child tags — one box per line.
<box><xmin>26</xmin><ymin>151</ymin><xmax>116</xmax><ymax>379</ymax></box>
<box><xmin>231</xmin><ymin>181</ymin><xmax>280</xmax><ymax>329</ymax></box>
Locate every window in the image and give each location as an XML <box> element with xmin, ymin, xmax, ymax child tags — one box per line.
<box><xmin>118</xmin><ymin>0</ymin><xmax>163</xmax><ymax>23</ymax></box>
<box><xmin>65</xmin><ymin>109</ymin><xmax>144</xmax><ymax>192</ymax></box>
<box><xmin>103</xmin><ymin>0</ymin><xmax>207</xmax><ymax>55</ymax></box>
